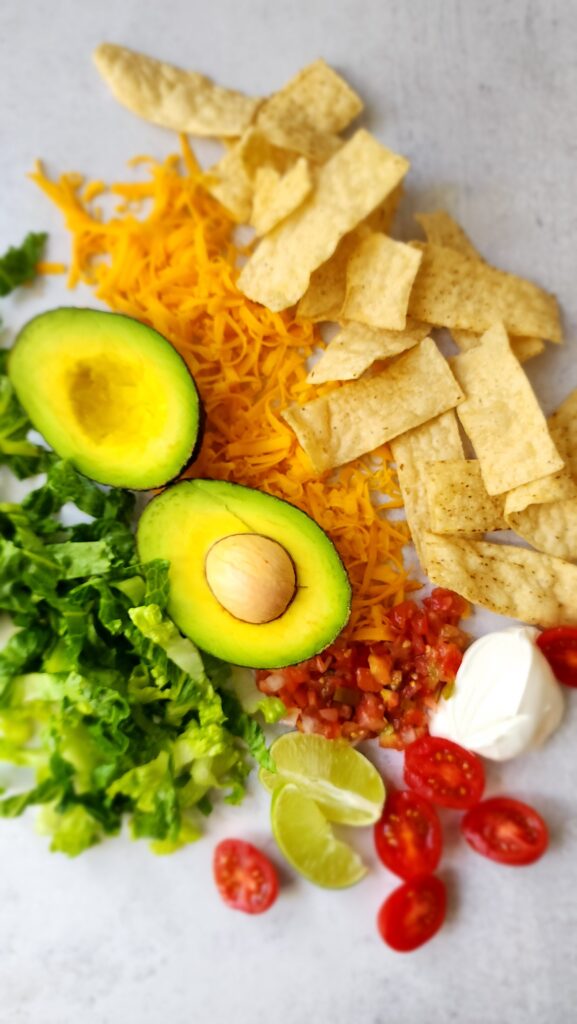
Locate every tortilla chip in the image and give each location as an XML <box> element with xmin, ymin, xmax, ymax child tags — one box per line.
<box><xmin>507</xmin><ymin>499</ymin><xmax>577</xmax><ymax>562</ymax></box>
<box><xmin>296</xmin><ymin>228</ymin><xmax>367</xmax><ymax>321</ymax></box>
<box><xmin>282</xmin><ymin>337</ymin><xmax>463</xmax><ymax>472</ymax></box>
<box><xmin>250</xmin><ymin>159</ymin><xmax>312</xmax><ymax>236</ymax></box>
<box><xmin>391</xmin><ymin>411</ymin><xmax>464</xmax><ymax>564</ymax></box>
<box><xmin>504</xmin><ymin>387</ymin><xmax>577</xmax><ymax>520</ymax></box>
<box><xmin>451</xmin><ymin>329</ymin><xmax>481</xmax><ymax>351</ymax></box>
<box><xmin>510</xmin><ymin>336</ymin><xmax>546</xmax><ymax>362</ymax></box>
<box><xmin>260</xmin><ymin>59</ymin><xmax>363</xmax><ymax>135</ymax></box>
<box><xmin>207</xmin><ymin>143</ymin><xmax>254</xmax><ymax>222</ymax></box>
<box><xmin>420</xmin><ymin>226</ymin><xmax>550</xmax><ymax>361</ymax></box>
<box><xmin>504</xmin><ymin>470</ymin><xmax>577</xmax><ymax>516</ymax></box>
<box><xmin>93</xmin><ymin>44</ymin><xmax>260</xmax><ymax>136</ymax></box>
<box><xmin>423</xmin><ymin>533</ymin><xmax>577</xmax><ymax>627</ymax></box>
<box><xmin>409</xmin><ymin>243</ymin><xmax>562</xmax><ymax>342</ymax></box>
<box><xmin>425</xmin><ymin>460</ymin><xmax>507</xmax><ymax>534</ymax></box>
<box><xmin>296</xmin><ymin>189</ymin><xmax>406</xmax><ymax>323</ymax></box>
<box><xmin>256</xmin><ymin>99</ymin><xmax>341</xmax><ymax>162</ymax></box>
<box><xmin>547</xmin><ymin>388</ymin><xmax>577</xmax><ymax>478</ymax></box>
<box><xmin>452</xmin><ymin>329</ymin><xmax>545</xmax><ymax>363</ymax></box>
<box><xmin>503</xmin><ymin>385</ymin><xmax>577</xmax><ymax>517</ymax></box>
<box><xmin>238</xmin><ymin>128</ymin><xmax>296</xmax><ymax>179</ymax></box>
<box><xmin>239</xmin><ymin>131</ymin><xmax>410</xmax><ymax>311</ymax></box>
<box><xmin>451</xmin><ymin>324</ymin><xmax>563</xmax><ymax>495</ymax></box>
<box><xmin>307</xmin><ymin>319</ymin><xmax>430</xmax><ymax>383</ymax></box>
<box><xmin>209</xmin><ymin>127</ymin><xmax>304</xmax><ymax>222</ymax></box>
<box><xmin>415</xmin><ymin>211</ymin><xmax>480</xmax><ymax>261</ymax></box>
<box><xmin>366</xmin><ymin>186</ymin><xmax>404</xmax><ymax>234</ymax></box>
<box><xmin>504</xmin><ymin>388</ymin><xmax>577</xmax><ymax>558</ymax></box>
<box><xmin>341</xmin><ymin>233</ymin><xmax>423</xmax><ymax>330</ymax></box>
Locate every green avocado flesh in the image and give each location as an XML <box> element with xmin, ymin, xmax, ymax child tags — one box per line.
<box><xmin>8</xmin><ymin>308</ymin><xmax>202</xmax><ymax>489</ymax></box>
<box><xmin>137</xmin><ymin>479</ymin><xmax>352</xmax><ymax>668</ymax></box>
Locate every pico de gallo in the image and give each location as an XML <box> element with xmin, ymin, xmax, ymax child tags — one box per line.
<box><xmin>256</xmin><ymin>588</ymin><xmax>470</xmax><ymax>748</ymax></box>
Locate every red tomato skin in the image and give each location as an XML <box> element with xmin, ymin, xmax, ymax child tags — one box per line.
<box><xmin>404</xmin><ymin>735</ymin><xmax>485</xmax><ymax>810</ymax></box>
<box><xmin>213</xmin><ymin>839</ymin><xmax>279</xmax><ymax>914</ymax></box>
<box><xmin>536</xmin><ymin>627</ymin><xmax>577</xmax><ymax>687</ymax></box>
<box><xmin>377</xmin><ymin>875</ymin><xmax>447</xmax><ymax>952</ymax></box>
<box><xmin>461</xmin><ymin>797</ymin><xmax>548</xmax><ymax>866</ymax></box>
<box><xmin>374</xmin><ymin>790</ymin><xmax>442</xmax><ymax>881</ymax></box>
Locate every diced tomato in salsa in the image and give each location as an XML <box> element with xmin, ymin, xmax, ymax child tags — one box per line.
<box><xmin>256</xmin><ymin>589</ymin><xmax>469</xmax><ymax>747</ymax></box>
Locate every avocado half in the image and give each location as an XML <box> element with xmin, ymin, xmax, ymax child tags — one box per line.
<box><xmin>8</xmin><ymin>308</ymin><xmax>202</xmax><ymax>490</ymax></box>
<box><xmin>137</xmin><ymin>479</ymin><xmax>352</xmax><ymax>668</ymax></box>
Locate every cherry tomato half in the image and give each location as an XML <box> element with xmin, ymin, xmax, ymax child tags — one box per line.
<box><xmin>404</xmin><ymin>734</ymin><xmax>485</xmax><ymax>810</ymax></box>
<box><xmin>461</xmin><ymin>797</ymin><xmax>548</xmax><ymax>866</ymax></box>
<box><xmin>374</xmin><ymin>790</ymin><xmax>442</xmax><ymax>880</ymax></box>
<box><xmin>213</xmin><ymin>839</ymin><xmax>279</xmax><ymax>914</ymax></box>
<box><xmin>536</xmin><ymin>626</ymin><xmax>577</xmax><ymax>687</ymax></box>
<box><xmin>377</xmin><ymin>875</ymin><xmax>447</xmax><ymax>952</ymax></box>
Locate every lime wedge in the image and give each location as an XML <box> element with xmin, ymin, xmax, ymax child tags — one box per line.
<box><xmin>259</xmin><ymin>732</ymin><xmax>385</xmax><ymax>826</ymax></box>
<box><xmin>271</xmin><ymin>783</ymin><xmax>367</xmax><ymax>888</ymax></box>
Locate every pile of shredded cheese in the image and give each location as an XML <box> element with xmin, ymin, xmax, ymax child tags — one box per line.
<box><xmin>31</xmin><ymin>138</ymin><xmax>417</xmax><ymax>642</ymax></box>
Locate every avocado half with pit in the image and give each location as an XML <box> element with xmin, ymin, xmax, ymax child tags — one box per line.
<box><xmin>8</xmin><ymin>308</ymin><xmax>202</xmax><ymax>489</ymax></box>
<box><xmin>137</xmin><ymin>479</ymin><xmax>352</xmax><ymax>668</ymax></box>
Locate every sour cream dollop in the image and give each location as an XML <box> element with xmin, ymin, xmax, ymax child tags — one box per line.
<box><xmin>429</xmin><ymin>626</ymin><xmax>564</xmax><ymax>761</ymax></box>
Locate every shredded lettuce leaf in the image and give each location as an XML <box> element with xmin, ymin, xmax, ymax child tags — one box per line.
<box><xmin>0</xmin><ymin>232</ymin><xmax>46</xmax><ymax>298</ymax></box>
<box><xmin>0</xmin><ymin>350</ymin><xmax>52</xmax><ymax>479</ymax></box>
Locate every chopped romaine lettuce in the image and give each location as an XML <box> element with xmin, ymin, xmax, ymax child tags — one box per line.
<box><xmin>0</xmin><ymin>232</ymin><xmax>47</xmax><ymax>297</ymax></box>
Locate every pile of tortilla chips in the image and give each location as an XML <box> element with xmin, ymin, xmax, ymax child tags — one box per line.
<box><xmin>94</xmin><ymin>44</ymin><xmax>577</xmax><ymax>629</ymax></box>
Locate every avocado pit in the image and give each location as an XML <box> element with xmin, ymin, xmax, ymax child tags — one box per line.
<box><xmin>204</xmin><ymin>533</ymin><xmax>297</xmax><ymax>624</ymax></box>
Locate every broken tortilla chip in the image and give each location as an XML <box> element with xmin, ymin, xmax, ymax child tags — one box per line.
<box><xmin>451</xmin><ymin>323</ymin><xmax>563</xmax><ymax>495</ymax></box>
<box><xmin>208</xmin><ymin>127</ymin><xmax>299</xmax><ymax>221</ymax></box>
<box><xmin>93</xmin><ymin>43</ymin><xmax>261</xmax><ymax>136</ymax></box>
<box><xmin>250</xmin><ymin>159</ymin><xmax>312</xmax><ymax>235</ymax></box>
<box><xmin>415</xmin><ymin>210</ymin><xmax>480</xmax><ymax>261</ymax></box>
<box><xmin>341</xmin><ymin>233</ymin><xmax>423</xmax><ymax>330</ymax></box>
<box><xmin>238</xmin><ymin>130</ymin><xmax>409</xmax><ymax>311</ymax></box>
<box><xmin>282</xmin><ymin>337</ymin><xmax>463</xmax><ymax>473</ymax></box>
<box><xmin>365</xmin><ymin>186</ymin><xmax>404</xmax><ymax>235</ymax></box>
<box><xmin>509</xmin><ymin>336</ymin><xmax>546</xmax><ymax>362</ymax></box>
<box><xmin>504</xmin><ymin>388</ymin><xmax>577</xmax><ymax>559</ymax></box>
<box><xmin>296</xmin><ymin>190</ymin><xmax>406</xmax><ymax>324</ymax></box>
<box><xmin>307</xmin><ymin>319</ymin><xmax>430</xmax><ymax>383</ymax></box>
<box><xmin>256</xmin><ymin>94</ymin><xmax>341</xmax><ymax>163</ymax></box>
<box><xmin>425</xmin><ymin>460</ymin><xmax>507</xmax><ymax>535</ymax></box>
<box><xmin>207</xmin><ymin>143</ymin><xmax>254</xmax><ymax>222</ymax></box>
<box><xmin>257</xmin><ymin>59</ymin><xmax>363</xmax><ymax>136</ymax></box>
<box><xmin>504</xmin><ymin>387</ymin><xmax>577</xmax><ymax>516</ymax></box>
<box><xmin>409</xmin><ymin>243</ymin><xmax>562</xmax><ymax>342</ymax></box>
<box><xmin>451</xmin><ymin>328</ymin><xmax>484</xmax><ymax>351</ymax></box>
<box><xmin>296</xmin><ymin>227</ymin><xmax>368</xmax><ymax>322</ymax></box>
<box><xmin>391</xmin><ymin>411</ymin><xmax>464</xmax><ymax>564</ymax></box>
<box><xmin>506</xmin><ymin>498</ymin><xmax>577</xmax><ymax>562</ymax></box>
<box><xmin>423</xmin><ymin>533</ymin><xmax>577</xmax><ymax>627</ymax></box>
<box><xmin>417</xmin><ymin>218</ymin><xmax>550</xmax><ymax>359</ymax></box>
<box><xmin>504</xmin><ymin>469</ymin><xmax>577</xmax><ymax>516</ymax></box>
<box><xmin>238</xmin><ymin>128</ymin><xmax>296</xmax><ymax>179</ymax></box>
<box><xmin>452</xmin><ymin>329</ymin><xmax>545</xmax><ymax>364</ymax></box>
<box><xmin>547</xmin><ymin>387</ymin><xmax>577</xmax><ymax>478</ymax></box>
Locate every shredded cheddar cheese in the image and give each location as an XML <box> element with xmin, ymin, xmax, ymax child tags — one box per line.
<box><xmin>36</xmin><ymin>262</ymin><xmax>67</xmax><ymax>275</ymax></box>
<box><xmin>31</xmin><ymin>138</ymin><xmax>417</xmax><ymax>641</ymax></box>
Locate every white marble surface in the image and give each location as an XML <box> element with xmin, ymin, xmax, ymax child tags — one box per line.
<box><xmin>1</xmin><ymin>1</ymin><xmax>577</xmax><ymax>1021</ymax></box>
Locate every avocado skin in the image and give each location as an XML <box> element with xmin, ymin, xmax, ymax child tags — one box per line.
<box><xmin>9</xmin><ymin>307</ymin><xmax>203</xmax><ymax>492</ymax></box>
<box><xmin>167</xmin><ymin>392</ymin><xmax>206</xmax><ymax>488</ymax></box>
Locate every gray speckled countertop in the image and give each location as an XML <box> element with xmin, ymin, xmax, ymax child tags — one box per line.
<box><xmin>0</xmin><ymin>1</ymin><xmax>576</xmax><ymax>1021</ymax></box>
